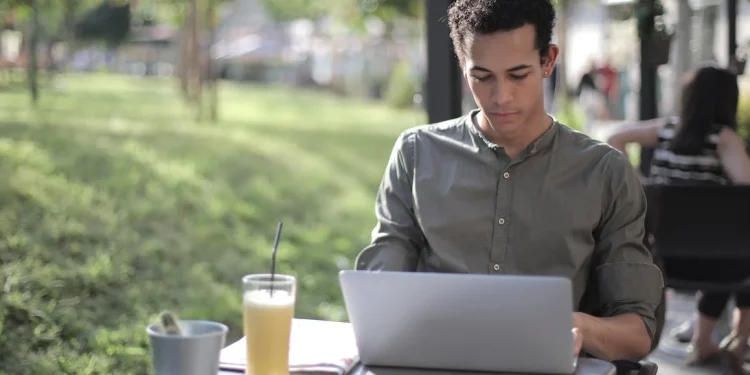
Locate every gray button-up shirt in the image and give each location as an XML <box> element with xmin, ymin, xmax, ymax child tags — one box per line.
<box><xmin>356</xmin><ymin>110</ymin><xmax>664</xmax><ymax>338</ymax></box>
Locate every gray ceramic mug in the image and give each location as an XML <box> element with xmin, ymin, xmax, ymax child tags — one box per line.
<box><xmin>147</xmin><ymin>320</ymin><xmax>228</xmax><ymax>375</ymax></box>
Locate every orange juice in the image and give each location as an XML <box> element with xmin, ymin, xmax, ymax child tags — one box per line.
<box><xmin>243</xmin><ymin>289</ymin><xmax>295</xmax><ymax>375</ymax></box>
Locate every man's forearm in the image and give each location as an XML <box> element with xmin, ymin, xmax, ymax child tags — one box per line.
<box><xmin>356</xmin><ymin>242</ymin><xmax>419</xmax><ymax>271</ymax></box>
<box><xmin>575</xmin><ymin>312</ymin><xmax>652</xmax><ymax>362</ymax></box>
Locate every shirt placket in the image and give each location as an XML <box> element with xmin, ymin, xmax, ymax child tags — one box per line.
<box><xmin>489</xmin><ymin>148</ymin><xmax>535</xmax><ymax>274</ymax></box>
<box><xmin>489</xmin><ymin>151</ymin><xmax>513</xmax><ymax>273</ymax></box>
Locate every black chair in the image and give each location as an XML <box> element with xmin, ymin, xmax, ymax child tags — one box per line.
<box><xmin>613</xmin><ymin>360</ymin><xmax>658</xmax><ymax>375</ymax></box>
<box><xmin>636</xmin><ymin>184</ymin><xmax>750</xmax><ymax>372</ymax></box>
<box><xmin>644</xmin><ymin>184</ymin><xmax>750</xmax><ymax>292</ymax></box>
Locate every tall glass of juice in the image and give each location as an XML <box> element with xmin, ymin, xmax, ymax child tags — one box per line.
<box><xmin>242</xmin><ymin>274</ymin><xmax>296</xmax><ymax>375</ymax></box>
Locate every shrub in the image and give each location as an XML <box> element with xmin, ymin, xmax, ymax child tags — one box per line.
<box><xmin>554</xmin><ymin>98</ymin><xmax>585</xmax><ymax>132</ymax></box>
<box><xmin>384</xmin><ymin>60</ymin><xmax>418</xmax><ymax>109</ymax></box>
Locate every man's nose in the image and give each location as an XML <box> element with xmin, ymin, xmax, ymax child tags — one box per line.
<box><xmin>490</xmin><ymin>79</ymin><xmax>514</xmax><ymax>106</ymax></box>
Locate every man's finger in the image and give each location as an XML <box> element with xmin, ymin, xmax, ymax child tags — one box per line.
<box><xmin>572</xmin><ymin>327</ymin><xmax>583</xmax><ymax>357</ymax></box>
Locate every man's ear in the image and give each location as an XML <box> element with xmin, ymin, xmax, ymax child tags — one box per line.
<box><xmin>543</xmin><ymin>44</ymin><xmax>560</xmax><ymax>78</ymax></box>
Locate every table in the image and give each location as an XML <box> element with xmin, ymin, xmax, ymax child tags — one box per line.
<box><xmin>217</xmin><ymin>357</ymin><xmax>616</xmax><ymax>375</ymax></box>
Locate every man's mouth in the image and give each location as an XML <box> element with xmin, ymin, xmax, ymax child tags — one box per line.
<box><xmin>489</xmin><ymin>111</ymin><xmax>519</xmax><ymax>117</ymax></box>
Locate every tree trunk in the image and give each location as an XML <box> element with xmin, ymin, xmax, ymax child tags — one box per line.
<box><xmin>46</xmin><ymin>41</ymin><xmax>56</xmax><ymax>82</ymax></box>
<box><xmin>179</xmin><ymin>22</ymin><xmax>190</xmax><ymax>98</ymax></box>
<box><xmin>63</xmin><ymin>0</ymin><xmax>77</xmax><ymax>71</ymax></box>
<box><xmin>207</xmin><ymin>0</ymin><xmax>218</xmax><ymax>122</ymax></box>
<box><xmin>28</xmin><ymin>0</ymin><xmax>40</xmax><ymax>105</ymax></box>
<box><xmin>180</xmin><ymin>2</ymin><xmax>198</xmax><ymax>101</ymax></box>
<box><xmin>192</xmin><ymin>0</ymin><xmax>203</xmax><ymax>120</ymax></box>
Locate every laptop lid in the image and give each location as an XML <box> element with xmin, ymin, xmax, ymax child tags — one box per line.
<box><xmin>339</xmin><ymin>270</ymin><xmax>575</xmax><ymax>374</ymax></box>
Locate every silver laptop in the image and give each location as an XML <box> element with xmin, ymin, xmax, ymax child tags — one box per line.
<box><xmin>339</xmin><ymin>270</ymin><xmax>576</xmax><ymax>374</ymax></box>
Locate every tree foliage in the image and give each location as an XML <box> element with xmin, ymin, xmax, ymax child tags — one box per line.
<box><xmin>258</xmin><ymin>0</ymin><xmax>422</xmax><ymax>26</ymax></box>
<box><xmin>258</xmin><ymin>0</ymin><xmax>328</xmax><ymax>22</ymax></box>
<box><xmin>366</xmin><ymin>0</ymin><xmax>422</xmax><ymax>20</ymax></box>
<box><xmin>1</xmin><ymin>0</ymin><xmax>101</xmax><ymax>36</ymax></box>
<box><xmin>74</xmin><ymin>1</ymin><xmax>132</xmax><ymax>47</ymax></box>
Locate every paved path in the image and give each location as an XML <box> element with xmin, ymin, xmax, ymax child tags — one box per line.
<box><xmin>646</xmin><ymin>290</ymin><xmax>735</xmax><ymax>375</ymax></box>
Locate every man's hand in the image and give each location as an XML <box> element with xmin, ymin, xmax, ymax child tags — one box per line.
<box><xmin>573</xmin><ymin>327</ymin><xmax>583</xmax><ymax>357</ymax></box>
<box><xmin>573</xmin><ymin>312</ymin><xmax>652</xmax><ymax>361</ymax></box>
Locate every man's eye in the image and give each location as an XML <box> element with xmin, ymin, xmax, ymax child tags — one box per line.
<box><xmin>510</xmin><ymin>73</ymin><xmax>530</xmax><ymax>80</ymax></box>
<box><xmin>471</xmin><ymin>76</ymin><xmax>491</xmax><ymax>82</ymax></box>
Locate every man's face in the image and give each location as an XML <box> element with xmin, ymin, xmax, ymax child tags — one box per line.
<box><xmin>463</xmin><ymin>24</ymin><xmax>557</xmax><ymax>135</ymax></box>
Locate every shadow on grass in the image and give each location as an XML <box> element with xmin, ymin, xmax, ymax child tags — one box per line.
<box><xmin>0</xmin><ymin>117</ymin><xmax>382</xmax><ymax>365</ymax></box>
<box><xmin>0</xmin><ymin>75</ymin><xmax>408</xmax><ymax>374</ymax></box>
<box><xmin>234</xmin><ymin>122</ymin><xmax>398</xmax><ymax>190</ymax></box>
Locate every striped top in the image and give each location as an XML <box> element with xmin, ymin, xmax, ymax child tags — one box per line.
<box><xmin>648</xmin><ymin>117</ymin><xmax>729</xmax><ymax>185</ymax></box>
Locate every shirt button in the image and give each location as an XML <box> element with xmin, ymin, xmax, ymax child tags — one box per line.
<box><xmin>498</xmin><ymin>218</ymin><xmax>505</xmax><ymax>225</ymax></box>
<box><xmin>493</xmin><ymin>264</ymin><xmax>501</xmax><ymax>271</ymax></box>
<box><xmin>503</xmin><ymin>172</ymin><xmax>510</xmax><ymax>179</ymax></box>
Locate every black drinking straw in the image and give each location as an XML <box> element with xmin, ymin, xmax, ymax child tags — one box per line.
<box><xmin>269</xmin><ymin>221</ymin><xmax>283</xmax><ymax>297</ymax></box>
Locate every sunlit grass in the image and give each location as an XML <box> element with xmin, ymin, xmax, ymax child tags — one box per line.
<box><xmin>0</xmin><ymin>73</ymin><xmax>424</xmax><ymax>374</ymax></box>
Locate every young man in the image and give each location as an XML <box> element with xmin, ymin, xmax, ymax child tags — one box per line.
<box><xmin>356</xmin><ymin>0</ymin><xmax>663</xmax><ymax>362</ymax></box>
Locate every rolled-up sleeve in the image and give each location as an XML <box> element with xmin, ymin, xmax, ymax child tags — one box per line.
<box><xmin>593</xmin><ymin>151</ymin><xmax>664</xmax><ymax>338</ymax></box>
<box><xmin>355</xmin><ymin>131</ymin><xmax>424</xmax><ymax>272</ymax></box>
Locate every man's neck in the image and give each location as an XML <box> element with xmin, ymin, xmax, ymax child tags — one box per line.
<box><xmin>477</xmin><ymin>110</ymin><xmax>553</xmax><ymax>158</ymax></box>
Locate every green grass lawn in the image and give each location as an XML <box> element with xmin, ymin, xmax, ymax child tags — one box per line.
<box><xmin>0</xmin><ymin>74</ymin><xmax>425</xmax><ymax>374</ymax></box>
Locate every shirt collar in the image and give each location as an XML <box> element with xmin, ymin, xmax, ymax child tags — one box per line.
<box><xmin>465</xmin><ymin>109</ymin><xmax>559</xmax><ymax>155</ymax></box>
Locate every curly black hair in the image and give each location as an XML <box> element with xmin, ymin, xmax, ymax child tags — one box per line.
<box><xmin>448</xmin><ymin>0</ymin><xmax>556</xmax><ymax>65</ymax></box>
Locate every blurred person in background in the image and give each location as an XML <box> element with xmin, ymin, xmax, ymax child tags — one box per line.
<box><xmin>576</xmin><ymin>59</ymin><xmax>607</xmax><ymax>134</ymax></box>
<box><xmin>606</xmin><ymin>66</ymin><xmax>750</xmax><ymax>374</ymax></box>
<box><xmin>597</xmin><ymin>58</ymin><xmax>618</xmax><ymax>119</ymax></box>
